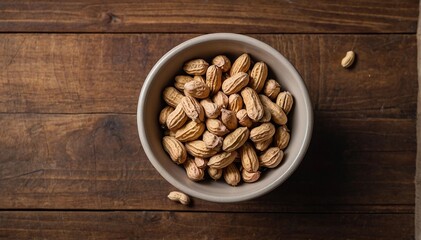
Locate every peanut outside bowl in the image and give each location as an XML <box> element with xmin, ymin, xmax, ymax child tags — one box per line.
<box><xmin>137</xmin><ymin>33</ymin><xmax>313</xmax><ymax>203</ymax></box>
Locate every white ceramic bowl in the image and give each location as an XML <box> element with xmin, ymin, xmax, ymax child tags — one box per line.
<box><xmin>137</xmin><ymin>33</ymin><xmax>313</xmax><ymax>203</ymax></box>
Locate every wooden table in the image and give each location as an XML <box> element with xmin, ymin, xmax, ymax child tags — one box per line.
<box><xmin>0</xmin><ymin>1</ymin><xmax>419</xmax><ymax>239</ymax></box>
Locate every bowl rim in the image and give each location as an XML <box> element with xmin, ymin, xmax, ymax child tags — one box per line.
<box><xmin>137</xmin><ymin>33</ymin><xmax>313</xmax><ymax>203</ymax></box>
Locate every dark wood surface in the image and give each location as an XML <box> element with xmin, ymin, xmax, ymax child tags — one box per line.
<box><xmin>0</xmin><ymin>1</ymin><xmax>418</xmax><ymax>239</ymax></box>
<box><xmin>0</xmin><ymin>212</ymin><xmax>414</xmax><ymax>239</ymax></box>
<box><xmin>0</xmin><ymin>0</ymin><xmax>418</xmax><ymax>33</ymax></box>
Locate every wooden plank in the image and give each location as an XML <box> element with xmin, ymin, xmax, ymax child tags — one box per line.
<box><xmin>415</xmin><ymin>1</ymin><xmax>421</xmax><ymax>238</ymax></box>
<box><xmin>0</xmin><ymin>211</ymin><xmax>414</xmax><ymax>239</ymax></box>
<box><xmin>0</xmin><ymin>34</ymin><xmax>417</xmax><ymax>117</ymax></box>
<box><xmin>0</xmin><ymin>0</ymin><xmax>417</xmax><ymax>33</ymax></box>
<box><xmin>0</xmin><ymin>113</ymin><xmax>415</xmax><ymax>211</ymax></box>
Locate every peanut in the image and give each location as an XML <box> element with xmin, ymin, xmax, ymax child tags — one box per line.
<box><xmin>206</xmin><ymin>65</ymin><xmax>222</xmax><ymax>94</ymax></box>
<box><xmin>241</xmin><ymin>87</ymin><xmax>264</xmax><ymax>122</ymax></box>
<box><xmin>181</xmin><ymin>95</ymin><xmax>205</xmax><ymax>123</ymax></box>
<box><xmin>167</xmin><ymin>191</ymin><xmax>190</xmax><ymax>205</ymax></box>
<box><xmin>175</xmin><ymin>121</ymin><xmax>205</xmax><ymax>142</ymax></box>
<box><xmin>223</xmin><ymin>163</ymin><xmax>241</xmax><ymax>186</ymax></box>
<box><xmin>222</xmin><ymin>127</ymin><xmax>250</xmax><ymax>152</ymax></box>
<box><xmin>212</xmin><ymin>91</ymin><xmax>229</xmax><ymax>109</ymax></box>
<box><xmin>259</xmin><ymin>147</ymin><xmax>284</xmax><ymax>168</ymax></box>
<box><xmin>274</xmin><ymin>125</ymin><xmax>290</xmax><ymax>150</ymax></box>
<box><xmin>206</xmin><ymin>118</ymin><xmax>229</xmax><ymax>136</ymax></box>
<box><xmin>249</xmin><ymin>61</ymin><xmax>268</xmax><ymax>93</ymax></box>
<box><xmin>212</xmin><ymin>55</ymin><xmax>231</xmax><ymax>72</ymax></box>
<box><xmin>242</xmin><ymin>169</ymin><xmax>261</xmax><ymax>183</ymax></box>
<box><xmin>230</xmin><ymin>53</ymin><xmax>251</xmax><ymax>76</ymax></box>
<box><xmin>221</xmin><ymin>109</ymin><xmax>238</xmax><ymax>131</ymax></box>
<box><xmin>184</xmin><ymin>158</ymin><xmax>205</xmax><ymax>181</ymax></box>
<box><xmin>341</xmin><ymin>51</ymin><xmax>355</xmax><ymax>68</ymax></box>
<box><xmin>184</xmin><ymin>80</ymin><xmax>210</xmax><ymax>99</ymax></box>
<box><xmin>208</xmin><ymin>167</ymin><xmax>222</xmax><ymax>180</ymax></box>
<box><xmin>185</xmin><ymin>140</ymin><xmax>218</xmax><ymax>158</ymax></box>
<box><xmin>259</xmin><ymin>94</ymin><xmax>288</xmax><ymax>125</ymax></box>
<box><xmin>263</xmin><ymin>79</ymin><xmax>281</xmax><ymax>100</ymax></box>
<box><xmin>250</xmin><ymin>122</ymin><xmax>275</xmax><ymax>143</ymax></box>
<box><xmin>275</xmin><ymin>91</ymin><xmax>293</xmax><ymax>115</ymax></box>
<box><xmin>240</xmin><ymin>142</ymin><xmax>259</xmax><ymax>172</ymax></box>
<box><xmin>222</xmin><ymin>72</ymin><xmax>249</xmax><ymax>95</ymax></box>
<box><xmin>208</xmin><ymin>151</ymin><xmax>237</xmax><ymax>169</ymax></box>
<box><xmin>163</xmin><ymin>87</ymin><xmax>184</xmax><ymax>108</ymax></box>
<box><xmin>166</xmin><ymin>103</ymin><xmax>188</xmax><ymax>131</ymax></box>
<box><xmin>228</xmin><ymin>94</ymin><xmax>243</xmax><ymax>113</ymax></box>
<box><xmin>159</xmin><ymin>106</ymin><xmax>174</xmax><ymax>126</ymax></box>
<box><xmin>200</xmin><ymin>99</ymin><xmax>221</xmax><ymax>119</ymax></box>
<box><xmin>174</xmin><ymin>75</ymin><xmax>194</xmax><ymax>91</ymax></box>
<box><xmin>162</xmin><ymin>136</ymin><xmax>187</xmax><ymax>164</ymax></box>
<box><xmin>183</xmin><ymin>59</ymin><xmax>209</xmax><ymax>75</ymax></box>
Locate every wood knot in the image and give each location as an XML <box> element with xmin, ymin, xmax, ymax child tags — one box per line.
<box><xmin>104</xmin><ymin>12</ymin><xmax>122</xmax><ymax>24</ymax></box>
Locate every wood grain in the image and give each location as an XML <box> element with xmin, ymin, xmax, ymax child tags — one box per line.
<box><xmin>415</xmin><ymin>2</ymin><xmax>421</xmax><ymax>238</ymax></box>
<box><xmin>0</xmin><ymin>113</ymin><xmax>415</xmax><ymax>211</ymax></box>
<box><xmin>0</xmin><ymin>211</ymin><xmax>414</xmax><ymax>239</ymax></box>
<box><xmin>0</xmin><ymin>34</ymin><xmax>417</xmax><ymax>118</ymax></box>
<box><xmin>0</xmin><ymin>0</ymin><xmax>417</xmax><ymax>33</ymax></box>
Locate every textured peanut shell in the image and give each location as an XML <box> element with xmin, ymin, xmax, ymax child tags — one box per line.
<box><xmin>194</xmin><ymin>157</ymin><xmax>208</xmax><ymax>169</ymax></box>
<box><xmin>341</xmin><ymin>51</ymin><xmax>355</xmax><ymax>68</ymax></box>
<box><xmin>240</xmin><ymin>142</ymin><xmax>259</xmax><ymax>172</ymax></box>
<box><xmin>183</xmin><ymin>59</ymin><xmax>209</xmax><ymax>75</ymax></box>
<box><xmin>236</xmin><ymin>109</ymin><xmax>253</xmax><ymax>128</ymax></box>
<box><xmin>212</xmin><ymin>55</ymin><xmax>231</xmax><ymax>72</ymax></box>
<box><xmin>166</xmin><ymin>103</ymin><xmax>188</xmax><ymax>131</ymax></box>
<box><xmin>163</xmin><ymin>87</ymin><xmax>184</xmax><ymax>108</ymax></box>
<box><xmin>221</xmin><ymin>109</ymin><xmax>238</xmax><ymax>131</ymax></box>
<box><xmin>241</xmin><ymin>87</ymin><xmax>264</xmax><ymax>122</ymax></box>
<box><xmin>200</xmin><ymin>98</ymin><xmax>221</xmax><ymax>119</ymax></box>
<box><xmin>230</xmin><ymin>53</ymin><xmax>251</xmax><ymax>76</ymax></box>
<box><xmin>259</xmin><ymin>147</ymin><xmax>284</xmax><ymax>168</ymax></box>
<box><xmin>184</xmin><ymin>80</ymin><xmax>210</xmax><ymax>99</ymax></box>
<box><xmin>249</xmin><ymin>61</ymin><xmax>268</xmax><ymax>93</ymax></box>
<box><xmin>258</xmin><ymin>107</ymin><xmax>272</xmax><ymax>123</ymax></box>
<box><xmin>159</xmin><ymin>106</ymin><xmax>174</xmax><ymax>126</ymax></box>
<box><xmin>167</xmin><ymin>191</ymin><xmax>190</xmax><ymax>205</ymax></box>
<box><xmin>276</xmin><ymin>91</ymin><xmax>294</xmax><ymax>115</ymax></box>
<box><xmin>185</xmin><ymin>140</ymin><xmax>218</xmax><ymax>158</ymax></box>
<box><xmin>228</xmin><ymin>94</ymin><xmax>243</xmax><ymax>113</ymax></box>
<box><xmin>274</xmin><ymin>125</ymin><xmax>290</xmax><ymax>150</ymax></box>
<box><xmin>202</xmin><ymin>130</ymin><xmax>223</xmax><ymax>149</ymax></box>
<box><xmin>263</xmin><ymin>79</ymin><xmax>281</xmax><ymax>100</ymax></box>
<box><xmin>212</xmin><ymin>91</ymin><xmax>229</xmax><ymax>109</ymax></box>
<box><xmin>184</xmin><ymin>158</ymin><xmax>205</xmax><ymax>181</ymax></box>
<box><xmin>194</xmin><ymin>75</ymin><xmax>206</xmax><ymax>83</ymax></box>
<box><xmin>254</xmin><ymin>137</ymin><xmax>273</xmax><ymax>152</ymax></box>
<box><xmin>206</xmin><ymin>118</ymin><xmax>229</xmax><ymax>136</ymax></box>
<box><xmin>208</xmin><ymin>167</ymin><xmax>223</xmax><ymax>180</ymax></box>
<box><xmin>181</xmin><ymin>96</ymin><xmax>205</xmax><ymax>123</ymax></box>
<box><xmin>162</xmin><ymin>136</ymin><xmax>187</xmax><ymax>164</ymax></box>
<box><xmin>222</xmin><ymin>127</ymin><xmax>250</xmax><ymax>152</ymax></box>
<box><xmin>259</xmin><ymin>94</ymin><xmax>288</xmax><ymax>125</ymax></box>
<box><xmin>174</xmin><ymin>75</ymin><xmax>194</xmax><ymax>91</ymax></box>
<box><xmin>250</xmin><ymin>122</ymin><xmax>275</xmax><ymax>143</ymax></box>
<box><xmin>242</xmin><ymin>169</ymin><xmax>261</xmax><ymax>183</ymax></box>
<box><xmin>175</xmin><ymin>121</ymin><xmax>205</xmax><ymax>142</ymax></box>
<box><xmin>205</xmin><ymin>65</ymin><xmax>222</xmax><ymax>95</ymax></box>
<box><xmin>223</xmin><ymin>163</ymin><xmax>241</xmax><ymax>186</ymax></box>
<box><xmin>222</xmin><ymin>72</ymin><xmax>249</xmax><ymax>95</ymax></box>
<box><xmin>208</xmin><ymin>151</ymin><xmax>237</xmax><ymax>169</ymax></box>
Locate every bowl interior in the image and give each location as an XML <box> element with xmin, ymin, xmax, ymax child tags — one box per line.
<box><xmin>138</xmin><ymin>34</ymin><xmax>312</xmax><ymax>202</ymax></box>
